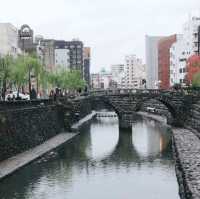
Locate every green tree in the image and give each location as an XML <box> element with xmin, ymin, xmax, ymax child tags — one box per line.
<box><xmin>192</xmin><ymin>72</ymin><xmax>200</xmax><ymax>88</ymax></box>
<box><xmin>67</xmin><ymin>70</ymin><xmax>85</xmax><ymax>91</ymax></box>
<box><xmin>11</xmin><ymin>56</ymin><xmax>28</xmax><ymax>97</ymax></box>
<box><xmin>46</xmin><ymin>69</ymin><xmax>85</xmax><ymax>94</ymax></box>
<box><xmin>0</xmin><ymin>55</ymin><xmax>13</xmax><ymax>100</ymax></box>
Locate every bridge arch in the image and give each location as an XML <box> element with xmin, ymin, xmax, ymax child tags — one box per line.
<box><xmin>135</xmin><ymin>96</ymin><xmax>176</xmax><ymax>119</ymax></box>
<box><xmin>91</xmin><ymin>96</ymin><xmax>121</xmax><ymax>116</ymax></box>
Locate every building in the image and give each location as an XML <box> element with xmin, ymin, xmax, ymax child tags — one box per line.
<box><xmin>122</xmin><ymin>55</ymin><xmax>146</xmax><ymax>89</ymax></box>
<box><xmin>55</xmin><ymin>48</ymin><xmax>70</xmax><ymax>70</ymax></box>
<box><xmin>170</xmin><ymin>35</ymin><xmax>185</xmax><ymax>86</ymax></box>
<box><xmin>145</xmin><ymin>35</ymin><xmax>164</xmax><ymax>89</ymax></box>
<box><xmin>0</xmin><ymin>23</ymin><xmax>19</xmax><ymax>57</ymax></box>
<box><xmin>37</xmin><ymin>39</ymin><xmax>84</xmax><ymax>73</ymax></box>
<box><xmin>83</xmin><ymin>47</ymin><xmax>91</xmax><ymax>87</ymax></box>
<box><xmin>54</xmin><ymin>40</ymin><xmax>83</xmax><ymax>71</ymax></box>
<box><xmin>91</xmin><ymin>73</ymin><xmax>100</xmax><ymax>89</ymax></box>
<box><xmin>170</xmin><ymin>16</ymin><xmax>200</xmax><ymax>86</ymax></box>
<box><xmin>111</xmin><ymin>64</ymin><xmax>124</xmax><ymax>88</ymax></box>
<box><xmin>18</xmin><ymin>24</ymin><xmax>35</xmax><ymax>53</ymax></box>
<box><xmin>37</xmin><ymin>39</ymin><xmax>56</xmax><ymax>72</ymax></box>
<box><xmin>91</xmin><ymin>68</ymin><xmax>112</xmax><ymax>89</ymax></box>
<box><xmin>158</xmin><ymin>35</ymin><xmax>177</xmax><ymax>89</ymax></box>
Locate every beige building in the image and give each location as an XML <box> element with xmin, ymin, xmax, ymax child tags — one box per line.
<box><xmin>122</xmin><ymin>55</ymin><xmax>146</xmax><ymax>89</ymax></box>
<box><xmin>0</xmin><ymin>23</ymin><xmax>19</xmax><ymax>57</ymax></box>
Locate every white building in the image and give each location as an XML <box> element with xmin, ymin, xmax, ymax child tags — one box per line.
<box><xmin>0</xmin><ymin>23</ymin><xmax>19</xmax><ymax>57</ymax></box>
<box><xmin>55</xmin><ymin>48</ymin><xmax>70</xmax><ymax>70</ymax></box>
<box><xmin>170</xmin><ymin>16</ymin><xmax>200</xmax><ymax>86</ymax></box>
<box><xmin>111</xmin><ymin>64</ymin><xmax>124</xmax><ymax>88</ymax></box>
<box><xmin>145</xmin><ymin>35</ymin><xmax>164</xmax><ymax>89</ymax></box>
<box><xmin>91</xmin><ymin>68</ymin><xmax>112</xmax><ymax>89</ymax></box>
<box><xmin>122</xmin><ymin>55</ymin><xmax>146</xmax><ymax>89</ymax></box>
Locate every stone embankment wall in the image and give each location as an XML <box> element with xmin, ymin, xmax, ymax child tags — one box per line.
<box><xmin>185</xmin><ymin>101</ymin><xmax>200</xmax><ymax>137</ymax></box>
<box><xmin>173</xmin><ymin>128</ymin><xmax>200</xmax><ymax>199</ymax></box>
<box><xmin>0</xmin><ymin>97</ymin><xmax>93</xmax><ymax>162</ymax></box>
<box><xmin>0</xmin><ymin>104</ymin><xmax>63</xmax><ymax>162</ymax></box>
<box><xmin>61</xmin><ymin>97</ymin><xmax>92</xmax><ymax>130</ymax></box>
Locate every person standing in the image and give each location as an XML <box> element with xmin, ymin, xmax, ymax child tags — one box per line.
<box><xmin>30</xmin><ymin>86</ymin><xmax>37</xmax><ymax>100</ymax></box>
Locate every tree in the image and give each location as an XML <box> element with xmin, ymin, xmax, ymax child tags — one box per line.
<box><xmin>11</xmin><ymin>56</ymin><xmax>28</xmax><ymax>97</ymax></box>
<box><xmin>0</xmin><ymin>55</ymin><xmax>13</xmax><ymax>100</ymax></box>
<box><xmin>68</xmin><ymin>70</ymin><xmax>85</xmax><ymax>91</ymax></box>
<box><xmin>46</xmin><ymin>69</ymin><xmax>86</xmax><ymax>94</ymax></box>
<box><xmin>192</xmin><ymin>72</ymin><xmax>200</xmax><ymax>88</ymax></box>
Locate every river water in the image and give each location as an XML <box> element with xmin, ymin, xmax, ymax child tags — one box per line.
<box><xmin>0</xmin><ymin>113</ymin><xmax>179</xmax><ymax>199</ymax></box>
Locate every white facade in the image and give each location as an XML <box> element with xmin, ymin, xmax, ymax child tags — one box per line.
<box><xmin>122</xmin><ymin>55</ymin><xmax>146</xmax><ymax>89</ymax></box>
<box><xmin>55</xmin><ymin>49</ymin><xmax>70</xmax><ymax>70</ymax></box>
<box><xmin>0</xmin><ymin>23</ymin><xmax>19</xmax><ymax>57</ymax></box>
<box><xmin>170</xmin><ymin>16</ymin><xmax>200</xmax><ymax>86</ymax></box>
<box><xmin>111</xmin><ymin>64</ymin><xmax>124</xmax><ymax>88</ymax></box>
<box><xmin>91</xmin><ymin>69</ymin><xmax>112</xmax><ymax>89</ymax></box>
<box><xmin>145</xmin><ymin>35</ymin><xmax>164</xmax><ymax>89</ymax></box>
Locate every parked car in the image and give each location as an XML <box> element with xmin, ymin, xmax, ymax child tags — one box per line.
<box><xmin>5</xmin><ymin>91</ymin><xmax>30</xmax><ymax>101</ymax></box>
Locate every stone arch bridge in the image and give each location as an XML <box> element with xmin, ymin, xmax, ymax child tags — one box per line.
<box><xmin>61</xmin><ymin>89</ymin><xmax>200</xmax><ymax>129</ymax></box>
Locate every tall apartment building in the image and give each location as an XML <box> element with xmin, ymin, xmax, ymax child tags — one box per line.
<box><xmin>122</xmin><ymin>55</ymin><xmax>146</xmax><ymax>89</ymax></box>
<box><xmin>37</xmin><ymin>39</ymin><xmax>84</xmax><ymax>74</ymax></box>
<box><xmin>170</xmin><ymin>16</ymin><xmax>200</xmax><ymax>86</ymax></box>
<box><xmin>37</xmin><ymin>39</ymin><xmax>56</xmax><ymax>72</ymax></box>
<box><xmin>158</xmin><ymin>35</ymin><xmax>177</xmax><ymax>89</ymax></box>
<box><xmin>111</xmin><ymin>64</ymin><xmax>124</xmax><ymax>88</ymax></box>
<box><xmin>145</xmin><ymin>35</ymin><xmax>164</xmax><ymax>89</ymax></box>
<box><xmin>83</xmin><ymin>47</ymin><xmax>91</xmax><ymax>87</ymax></box>
<box><xmin>54</xmin><ymin>40</ymin><xmax>83</xmax><ymax>71</ymax></box>
<box><xmin>0</xmin><ymin>23</ymin><xmax>19</xmax><ymax>57</ymax></box>
<box><xmin>55</xmin><ymin>48</ymin><xmax>70</xmax><ymax>70</ymax></box>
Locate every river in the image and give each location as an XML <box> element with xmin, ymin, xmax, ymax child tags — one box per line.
<box><xmin>0</xmin><ymin>112</ymin><xmax>179</xmax><ymax>199</ymax></box>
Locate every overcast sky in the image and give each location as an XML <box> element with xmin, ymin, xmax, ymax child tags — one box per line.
<box><xmin>1</xmin><ymin>0</ymin><xmax>200</xmax><ymax>72</ymax></box>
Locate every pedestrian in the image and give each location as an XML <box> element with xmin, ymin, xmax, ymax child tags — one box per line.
<box><xmin>30</xmin><ymin>86</ymin><xmax>37</xmax><ymax>100</ymax></box>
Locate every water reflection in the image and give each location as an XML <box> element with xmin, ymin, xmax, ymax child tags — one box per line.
<box><xmin>86</xmin><ymin>117</ymin><xmax>119</xmax><ymax>160</ymax></box>
<box><xmin>0</xmin><ymin>113</ymin><xmax>179</xmax><ymax>199</ymax></box>
<box><xmin>132</xmin><ymin>119</ymin><xmax>171</xmax><ymax>159</ymax></box>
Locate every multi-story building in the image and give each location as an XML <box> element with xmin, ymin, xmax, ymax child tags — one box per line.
<box><xmin>91</xmin><ymin>69</ymin><xmax>112</xmax><ymax>89</ymax></box>
<box><xmin>37</xmin><ymin>39</ymin><xmax>84</xmax><ymax>73</ymax></box>
<box><xmin>54</xmin><ymin>40</ymin><xmax>83</xmax><ymax>71</ymax></box>
<box><xmin>169</xmin><ymin>35</ymin><xmax>186</xmax><ymax>86</ymax></box>
<box><xmin>145</xmin><ymin>35</ymin><xmax>164</xmax><ymax>89</ymax></box>
<box><xmin>55</xmin><ymin>48</ymin><xmax>70</xmax><ymax>70</ymax></box>
<box><xmin>111</xmin><ymin>64</ymin><xmax>124</xmax><ymax>88</ymax></box>
<box><xmin>170</xmin><ymin>16</ymin><xmax>200</xmax><ymax>86</ymax></box>
<box><xmin>122</xmin><ymin>55</ymin><xmax>146</xmax><ymax>89</ymax></box>
<box><xmin>158</xmin><ymin>35</ymin><xmax>177</xmax><ymax>89</ymax></box>
<box><xmin>37</xmin><ymin>39</ymin><xmax>56</xmax><ymax>72</ymax></box>
<box><xmin>83</xmin><ymin>47</ymin><xmax>91</xmax><ymax>87</ymax></box>
<box><xmin>0</xmin><ymin>23</ymin><xmax>19</xmax><ymax>57</ymax></box>
<box><xmin>18</xmin><ymin>24</ymin><xmax>35</xmax><ymax>53</ymax></box>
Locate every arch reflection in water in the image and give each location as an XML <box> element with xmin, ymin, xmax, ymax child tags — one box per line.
<box><xmin>132</xmin><ymin>119</ymin><xmax>171</xmax><ymax>159</ymax></box>
<box><xmin>86</xmin><ymin>115</ymin><xmax>119</xmax><ymax>160</ymax></box>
